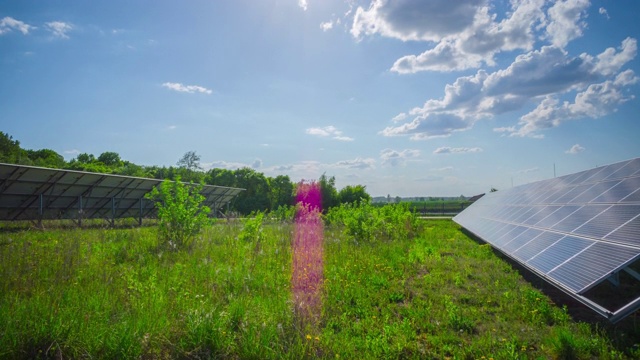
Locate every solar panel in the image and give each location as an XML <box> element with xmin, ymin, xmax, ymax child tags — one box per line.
<box><xmin>454</xmin><ymin>158</ymin><xmax>640</xmax><ymax>323</ymax></box>
<box><xmin>0</xmin><ymin>163</ymin><xmax>244</xmax><ymax>224</ymax></box>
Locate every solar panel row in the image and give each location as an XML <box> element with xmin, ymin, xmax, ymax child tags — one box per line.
<box><xmin>453</xmin><ymin>157</ymin><xmax>640</xmax><ymax>322</ymax></box>
<box><xmin>0</xmin><ymin>163</ymin><xmax>244</xmax><ymax>223</ymax></box>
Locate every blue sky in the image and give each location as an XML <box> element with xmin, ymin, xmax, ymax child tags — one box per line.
<box><xmin>1</xmin><ymin>0</ymin><xmax>639</xmax><ymax>197</ymax></box>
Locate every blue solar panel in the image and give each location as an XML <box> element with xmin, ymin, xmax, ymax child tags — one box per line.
<box><xmin>453</xmin><ymin>157</ymin><xmax>640</xmax><ymax>322</ymax></box>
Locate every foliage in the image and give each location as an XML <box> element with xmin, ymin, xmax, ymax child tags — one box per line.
<box><xmin>238</xmin><ymin>212</ymin><xmax>265</xmax><ymax>242</ymax></box>
<box><xmin>338</xmin><ymin>184</ymin><xmax>371</xmax><ymax>205</ymax></box>
<box><xmin>0</xmin><ymin>220</ymin><xmax>638</xmax><ymax>358</ymax></box>
<box><xmin>325</xmin><ymin>202</ymin><xmax>419</xmax><ymax>243</ymax></box>
<box><xmin>318</xmin><ymin>173</ymin><xmax>339</xmax><ymax>212</ymax></box>
<box><xmin>269</xmin><ymin>204</ymin><xmax>297</xmax><ymax>222</ymax></box>
<box><xmin>145</xmin><ymin>177</ymin><xmax>210</xmax><ymax>250</ymax></box>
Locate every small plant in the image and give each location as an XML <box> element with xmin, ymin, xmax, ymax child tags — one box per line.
<box><xmin>239</xmin><ymin>212</ymin><xmax>265</xmax><ymax>242</ymax></box>
<box><xmin>146</xmin><ymin>177</ymin><xmax>210</xmax><ymax>251</ymax></box>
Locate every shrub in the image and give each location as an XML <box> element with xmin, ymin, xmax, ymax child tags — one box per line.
<box><xmin>146</xmin><ymin>177</ymin><xmax>210</xmax><ymax>251</ymax></box>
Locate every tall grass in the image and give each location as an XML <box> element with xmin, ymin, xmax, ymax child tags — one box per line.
<box><xmin>0</xmin><ymin>216</ymin><xmax>638</xmax><ymax>359</ymax></box>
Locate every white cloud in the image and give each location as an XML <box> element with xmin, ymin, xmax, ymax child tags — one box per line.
<box><xmin>306</xmin><ymin>126</ymin><xmax>354</xmax><ymax>141</ymax></box>
<box><xmin>320</xmin><ymin>21</ymin><xmax>334</xmax><ymax>31</ymax></box>
<box><xmin>45</xmin><ymin>21</ymin><xmax>73</xmax><ymax>39</ymax></box>
<box><xmin>565</xmin><ymin>144</ymin><xmax>585</xmax><ymax>154</ymax></box>
<box><xmin>380</xmin><ymin>148</ymin><xmax>420</xmax><ymax>166</ymax></box>
<box><xmin>162</xmin><ymin>82</ymin><xmax>213</xmax><ymax>94</ymax></box>
<box><xmin>0</xmin><ymin>17</ymin><xmax>34</xmax><ymax>35</ymax></box>
<box><xmin>334</xmin><ymin>157</ymin><xmax>375</xmax><ymax>170</ymax></box>
<box><xmin>544</xmin><ymin>0</ymin><xmax>590</xmax><ymax>48</ymax></box>
<box><xmin>384</xmin><ymin>38</ymin><xmax>638</xmax><ymax>139</ymax></box>
<box><xmin>598</xmin><ymin>7</ymin><xmax>610</xmax><ymax>20</ymax></box>
<box><xmin>391</xmin><ymin>112</ymin><xmax>407</xmax><ymax>122</ymax></box>
<box><xmin>351</xmin><ymin>0</ymin><xmax>485</xmax><ymax>42</ymax></box>
<box><xmin>64</xmin><ymin>149</ymin><xmax>81</xmax><ymax>155</ymax></box>
<box><xmin>298</xmin><ymin>0</ymin><xmax>308</xmax><ymax>11</ymax></box>
<box><xmin>353</xmin><ymin>0</ymin><xmax>597</xmax><ymax>74</ymax></box>
<box><xmin>433</xmin><ymin>147</ymin><xmax>483</xmax><ymax>154</ymax></box>
<box><xmin>203</xmin><ymin>160</ymin><xmax>252</xmax><ymax>171</ymax></box>
<box><xmin>167</xmin><ymin>125</ymin><xmax>177</xmax><ymax>130</ymax></box>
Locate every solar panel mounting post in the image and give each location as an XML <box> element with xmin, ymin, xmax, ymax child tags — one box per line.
<box><xmin>78</xmin><ymin>195</ymin><xmax>83</xmax><ymax>227</ymax></box>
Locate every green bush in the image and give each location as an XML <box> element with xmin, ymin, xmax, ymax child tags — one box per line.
<box><xmin>146</xmin><ymin>177</ymin><xmax>210</xmax><ymax>251</ymax></box>
<box><xmin>324</xmin><ymin>202</ymin><xmax>419</xmax><ymax>243</ymax></box>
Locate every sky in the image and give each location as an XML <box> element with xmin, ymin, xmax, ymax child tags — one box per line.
<box><xmin>1</xmin><ymin>0</ymin><xmax>639</xmax><ymax>197</ymax></box>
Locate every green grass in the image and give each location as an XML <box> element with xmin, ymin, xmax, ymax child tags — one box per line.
<box><xmin>1</xmin><ymin>219</ymin><xmax>639</xmax><ymax>359</ymax></box>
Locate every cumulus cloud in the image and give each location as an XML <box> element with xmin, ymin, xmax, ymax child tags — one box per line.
<box><xmin>384</xmin><ymin>38</ymin><xmax>638</xmax><ymax>139</ymax></box>
<box><xmin>352</xmin><ymin>0</ymin><xmax>597</xmax><ymax>74</ymax></box>
<box><xmin>565</xmin><ymin>144</ymin><xmax>585</xmax><ymax>154</ymax></box>
<box><xmin>380</xmin><ymin>148</ymin><xmax>420</xmax><ymax>166</ymax></box>
<box><xmin>306</xmin><ymin>126</ymin><xmax>354</xmax><ymax>141</ymax></box>
<box><xmin>334</xmin><ymin>157</ymin><xmax>375</xmax><ymax>169</ymax></box>
<box><xmin>433</xmin><ymin>147</ymin><xmax>483</xmax><ymax>154</ymax></box>
<box><xmin>45</xmin><ymin>21</ymin><xmax>73</xmax><ymax>39</ymax></box>
<box><xmin>162</xmin><ymin>82</ymin><xmax>213</xmax><ymax>94</ymax></box>
<box><xmin>0</xmin><ymin>17</ymin><xmax>34</xmax><ymax>35</ymax></box>
<box><xmin>545</xmin><ymin>0</ymin><xmax>590</xmax><ymax>48</ymax></box>
<box><xmin>320</xmin><ymin>21</ymin><xmax>334</xmax><ymax>31</ymax></box>
<box><xmin>599</xmin><ymin>7</ymin><xmax>610</xmax><ymax>20</ymax></box>
<box><xmin>298</xmin><ymin>0</ymin><xmax>308</xmax><ymax>11</ymax></box>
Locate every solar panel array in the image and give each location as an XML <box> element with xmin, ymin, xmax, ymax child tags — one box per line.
<box><xmin>0</xmin><ymin>163</ymin><xmax>244</xmax><ymax>223</ymax></box>
<box><xmin>454</xmin><ymin>158</ymin><xmax>640</xmax><ymax>322</ymax></box>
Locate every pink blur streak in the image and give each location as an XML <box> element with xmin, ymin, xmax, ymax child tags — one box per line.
<box><xmin>292</xmin><ymin>181</ymin><xmax>324</xmax><ymax>325</ymax></box>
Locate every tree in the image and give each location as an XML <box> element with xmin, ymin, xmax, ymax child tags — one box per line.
<box><xmin>338</xmin><ymin>184</ymin><xmax>371</xmax><ymax>205</ymax></box>
<box><xmin>75</xmin><ymin>153</ymin><xmax>95</xmax><ymax>164</ymax></box>
<box><xmin>177</xmin><ymin>151</ymin><xmax>203</xmax><ymax>183</ymax></box>
<box><xmin>177</xmin><ymin>151</ymin><xmax>202</xmax><ymax>172</ymax></box>
<box><xmin>97</xmin><ymin>151</ymin><xmax>122</xmax><ymax>167</ymax></box>
<box><xmin>233</xmin><ymin>167</ymin><xmax>271</xmax><ymax>214</ymax></box>
<box><xmin>318</xmin><ymin>173</ymin><xmax>339</xmax><ymax>212</ymax></box>
<box><xmin>26</xmin><ymin>149</ymin><xmax>65</xmax><ymax>168</ymax></box>
<box><xmin>0</xmin><ymin>132</ymin><xmax>23</xmax><ymax>164</ymax></box>
<box><xmin>269</xmin><ymin>175</ymin><xmax>294</xmax><ymax>209</ymax></box>
<box><xmin>146</xmin><ymin>176</ymin><xmax>210</xmax><ymax>251</ymax></box>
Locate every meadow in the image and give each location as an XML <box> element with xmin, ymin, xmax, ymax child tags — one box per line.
<box><xmin>1</xmin><ymin>208</ymin><xmax>639</xmax><ymax>359</ymax></box>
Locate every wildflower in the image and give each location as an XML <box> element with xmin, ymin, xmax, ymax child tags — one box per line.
<box><xmin>306</xmin><ymin>334</ymin><xmax>312</xmax><ymax>340</ymax></box>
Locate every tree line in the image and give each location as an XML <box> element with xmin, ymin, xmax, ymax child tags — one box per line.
<box><xmin>0</xmin><ymin>132</ymin><xmax>370</xmax><ymax>215</ymax></box>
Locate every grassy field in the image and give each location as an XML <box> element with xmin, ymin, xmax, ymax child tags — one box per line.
<box><xmin>1</xmin><ymin>218</ymin><xmax>639</xmax><ymax>359</ymax></box>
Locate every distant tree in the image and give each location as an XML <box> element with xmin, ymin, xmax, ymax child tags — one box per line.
<box><xmin>75</xmin><ymin>153</ymin><xmax>95</xmax><ymax>164</ymax></box>
<box><xmin>177</xmin><ymin>151</ymin><xmax>202</xmax><ymax>172</ymax></box>
<box><xmin>387</xmin><ymin>194</ymin><xmax>392</xmax><ymax>203</ymax></box>
<box><xmin>206</xmin><ymin>168</ymin><xmax>236</xmax><ymax>187</ymax></box>
<box><xmin>338</xmin><ymin>184</ymin><xmax>371</xmax><ymax>205</ymax></box>
<box><xmin>395</xmin><ymin>196</ymin><xmax>402</xmax><ymax>203</ymax></box>
<box><xmin>97</xmin><ymin>151</ymin><xmax>122</xmax><ymax>166</ymax></box>
<box><xmin>233</xmin><ymin>167</ymin><xmax>271</xmax><ymax>214</ymax></box>
<box><xmin>269</xmin><ymin>175</ymin><xmax>295</xmax><ymax>209</ymax></box>
<box><xmin>318</xmin><ymin>173</ymin><xmax>339</xmax><ymax>212</ymax></box>
<box><xmin>0</xmin><ymin>132</ymin><xmax>23</xmax><ymax>164</ymax></box>
<box><xmin>26</xmin><ymin>149</ymin><xmax>65</xmax><ymax>168</ymax></box>
<box><xmin>177</xmin><ymin>151</ymin><xmax>203</xmax><ymax>183</ymax></box>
